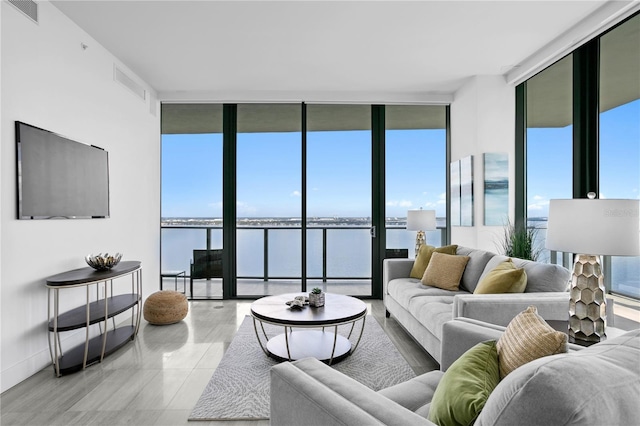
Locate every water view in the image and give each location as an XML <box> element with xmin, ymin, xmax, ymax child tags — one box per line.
<box><xmin>161</xmin><ymin>216</ymin><xmax>639</xmax><ymax>298</ymax></box>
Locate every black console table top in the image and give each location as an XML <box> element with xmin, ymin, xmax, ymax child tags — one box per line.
<box><xmin>46</xmin><ymin>261</ymin><xmax>141</xmax><ymax>287</ymax></box>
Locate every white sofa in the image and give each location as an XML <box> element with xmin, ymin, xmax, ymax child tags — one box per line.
<box><xmin>383</xmin><ymin>246</ymin><xmax>573</xmax><ymax>363</ymax></box>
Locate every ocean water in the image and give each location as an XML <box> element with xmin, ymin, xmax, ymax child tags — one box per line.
<box><xmin>161</xmin><ymin>218</ymin><xmax>639</xmax><ymax>298</ymax></box>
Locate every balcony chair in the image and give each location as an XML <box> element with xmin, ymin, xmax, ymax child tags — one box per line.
<box><xmin>190</xmin><ymin>249</ymin><xmax>223</xmax><ymax>299</ymax></box>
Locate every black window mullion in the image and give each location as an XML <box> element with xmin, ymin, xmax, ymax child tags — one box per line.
<box><xmin>222</xmin><ymin>104</ymin><xmax>237</xmax><ymax>299</ymax></box>
<box><xmin>371</xmin><ymin>105</ymin><xmax>385</xmax><ymax>299</ymax></box>
<box><xmin>301</xmin><ymin>103</ymin><xmax>307</xmax><ymax>292</ymax></box>
<box><xmin>515</xmin><ymin>83</ymin><xmax>527</xmax><ymax>229</ymax></box>
<box><xmin>573</xmin><ymin>39</ymin><xmax>600</xmax><ymax>199</ymax></box>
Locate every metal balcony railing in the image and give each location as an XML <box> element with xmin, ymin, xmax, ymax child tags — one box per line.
<box><xmin>160</xmin><ymin>224</ymin><xmax>446</xmax><ymax>282</ymax></box>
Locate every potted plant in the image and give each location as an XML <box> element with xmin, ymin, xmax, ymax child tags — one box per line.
<box><xmin>498</xmin><ymin>219</ymin><xmax>541</xmax><ymax>261</ymax></box>
<box><xmin>309</xmin><ymin>287</ymin><xmax>325</xmax><ymax>307</ymax></box>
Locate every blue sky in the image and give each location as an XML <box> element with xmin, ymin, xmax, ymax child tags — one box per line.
<box><xmin>527</xmin><ymin>99</ymin><xmax>639</xmax><ymax>218</ymax></box>
<box><xmin>162</xmin><ymin>128</ymin><xmax>446</xmax><ymax>218</ymax></box>
<box><xmin>162</xmin><ymin>100</ymin><xmax>637</xmax><ymax>219</ymax></box>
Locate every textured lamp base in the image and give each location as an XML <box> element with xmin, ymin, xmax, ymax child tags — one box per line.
<box><xmin>414</xmin><ymin>231</ymin><xmax>426</xmax><ymax>257</ymax></box>
<box><xmin>569</xmin><ymin>254</ymin><xmax>606</xmax><ymax>344</ymax></box>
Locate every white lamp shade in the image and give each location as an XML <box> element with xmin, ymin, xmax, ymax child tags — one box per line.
<box><xmin>406</xmin><ymin>209</ymin><xmax>436</xmax><ymax>231</ymax></box>
<box><xmin>546</xmin><ymin>198</ymin><xmax>640</xmax><ymax>256</ymax></box>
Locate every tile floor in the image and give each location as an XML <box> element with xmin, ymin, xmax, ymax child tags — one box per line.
<box><xmin>0</xmin><ymin>299</ymin><xmax>437</xmax><ymax>426</ymax></box>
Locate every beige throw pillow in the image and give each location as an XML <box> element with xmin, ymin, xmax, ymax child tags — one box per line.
<box><xmin>474</xmin><ymin>258</ymin><xmax>527</xmax><ymax>294</ymax></box>
<box><xmin>421</xmin><ymin>252</ymin><xmax>470</xmax><ymax>291</ymax></box>
<box><xmin>409</xmin><ymin>244</ymin><xmax>458</xmax><ymax>279</ymax></box>
<box><xmin>496</xmin><ymin>305</ymin><xmax>568</xmax><ymax>379</ymax></box>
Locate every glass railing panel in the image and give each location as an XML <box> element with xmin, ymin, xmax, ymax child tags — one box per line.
<box><xmin>611</xmin><ymin>256</ymin><xmax>640</xmax><ymax>298</ymax></box>
<box><xmin>236</xmin><ymin>228</ymin><xmax>264</xmax><ymax>277</ymax></box>
<box><xmin>161</xmin><ymin>227</ymin><xmax>222</xmax><ymax>273</ymax></box>
<box><xmin>386</xmin><ymin>228</ymin><xmax>444</xmax><ymax>259</ymax></box>
<box><xmin>268</xmin><ymin>228</ymin><xmax>301</xmax><ymax>277</ymax></box>
<box><xmin>326</xmin><ymin>229</ymin><xmax>371</xmax><ymax>278</ymax></box>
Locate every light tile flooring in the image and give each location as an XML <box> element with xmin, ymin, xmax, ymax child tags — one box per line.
<box><xmin>0</xmin><ymin>299</ymin><xmax>437</xmax><ymax>426</ymax></box>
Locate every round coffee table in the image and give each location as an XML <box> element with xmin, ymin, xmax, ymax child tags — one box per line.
<box><xmin>250</xmin><ymin>293</ymin><xmax>367</xmax><ymax>364</ymax></box>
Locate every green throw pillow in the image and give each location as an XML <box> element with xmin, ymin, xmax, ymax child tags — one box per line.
<box><xmin>474</xmin><ymin>258</ymin><xmax>527</xmax><ymax>294</ymax></box>
<box><xmin>428</xmin><ymin>340</ymin><xmax>500</xmax><ymax>426</ymax></box>
<box><xmin>409</xmin><ymin>244</ymin><xmax>458</xmax><ymax>279</ymax></box>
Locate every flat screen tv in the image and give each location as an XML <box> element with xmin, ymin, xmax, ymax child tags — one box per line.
<box><xmin>16</xmin><ymin>121</ymin><xmax>110</xmax><ymax>219</ymax></box>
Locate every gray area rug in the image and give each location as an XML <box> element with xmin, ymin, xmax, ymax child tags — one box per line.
<box><xmin>189</xmin><ymin>315</ymin><xmax>416</xmax><ymax>421</ymax></box>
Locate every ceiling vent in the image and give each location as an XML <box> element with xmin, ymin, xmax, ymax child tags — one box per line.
<box><xmin>9</xmin><ymin>0</ymin><xmax>39</xmax><ymax>23</ymax></box>
<box><xmin>114</xmin><ymin>65</ymin><xmax>146</xmax><ymax>101</ymax></box>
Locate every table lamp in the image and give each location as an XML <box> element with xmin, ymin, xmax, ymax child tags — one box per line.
<box><xmin>546</xmin><ymin>193</ymin><xmax>639</xmax><ymax>344</ymax></box>
<box><xmin>407</xmin><ymin>209</ymin><xmax>436</xmax><ymax>257</ymax></box>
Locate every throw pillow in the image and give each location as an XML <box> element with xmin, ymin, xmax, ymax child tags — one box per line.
<box><xmin>421</xmin><ymin>252</ymin><xmax>470</xmax><ymax>291</ymax></box>
<box><xmin>428</xmin><ymin>340</ymin><xmax>500</xmax><ymax>426</ymax></box>
<box><xmin>410</xmin><ymin>244</ymin><xmax>458</xmax><ymax>279</ymax></box>
<box><xmin>496</xmin><ymin>305</ymin><xmax>567</xmax><ymax>379</ymax></box>
<box><xmin>474</xmin><ymin>258</ymin><xmax>527</xmax><ymax>294</ymax></box>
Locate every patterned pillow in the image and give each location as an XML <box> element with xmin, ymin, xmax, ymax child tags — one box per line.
<box><xmin>496</xmin><ymin>305</ymin><xmax>567</xmax><ymax>378</ymax></box>
<box><xmin>421</xmin><ymin>252</ymin><xmax>470</xmax><ymax>291</ymax></box>
<box><xmin>409</xmin><ymin>244</ymin><xmax>458</xmax><ymax>279</ymax></box>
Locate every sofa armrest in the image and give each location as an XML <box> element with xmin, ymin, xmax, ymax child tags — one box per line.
<box><xmin>440</xmin><ymin>317</ymin><xmax>585</xmax><ymax>371</ymax></box>
<box><xmin>270</xmin><ymin>358</ymin><xmax>434</xmax><ymax>426</ymax></box>
<box><xmin>383</xmin><ymin>258</ymin><xmax>414</xmax><ymax>295</ymax></box>
<box><xmin>440</xmin><ymin>318</ymin><xmax>507</xmax><ymax>371</ymax></box>
<box><xmin>452</xmin><ymin>292</ymin><xmax>570</xmax><ymax>327</ymax></box>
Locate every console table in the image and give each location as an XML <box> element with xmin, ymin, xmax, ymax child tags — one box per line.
<box><xmin>46</xmin><ymin>261</ymin><xmax>142</xmax><ymax>376</ymax></box>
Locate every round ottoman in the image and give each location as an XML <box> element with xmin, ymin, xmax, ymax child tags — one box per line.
<box><xmin>143</xmin><ymin>290</ymin><xmax>188</xmax><ymax>325</ymax></box>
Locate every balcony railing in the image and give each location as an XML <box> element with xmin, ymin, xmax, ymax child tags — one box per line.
<box><xmin>161</xmin><ymin>224</ymin><xmax>446</xmax><ymax>282</ymax></box>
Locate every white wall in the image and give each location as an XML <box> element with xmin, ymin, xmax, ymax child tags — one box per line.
<box><xmin>1</xmin><ymin>1</ymin><xmax>160</xmax><ymax>392</ymax></box>
<box><xmin>450</xmin><ymin>75</ymin><xmax>515</xmax><ymax>252</ymax></box>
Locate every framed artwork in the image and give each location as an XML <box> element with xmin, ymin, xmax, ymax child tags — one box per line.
<box><xmin>460</xmin><ymin>155</ymin><xmax>474</xmax><ymax>226</ymax></box>
<box><xmin>483</xmin><ymin>152</ymin><xmax>509</xmax><ymax>226</ymax></box>
<box><xmin>450</xmin><ymin>160</ymin><xmax>461</xmax><ymax>226</ymax></box>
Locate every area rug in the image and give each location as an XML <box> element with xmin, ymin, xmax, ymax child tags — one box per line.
<box><xmin>189</xmin><ymin>315</ymin><xmax>416</xmax><ymax>421</ymax></box>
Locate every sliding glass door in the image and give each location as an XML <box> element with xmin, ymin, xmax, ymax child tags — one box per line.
<box><xmin>235</xmin><ymin>104</ymin><xmax>302</xmax><ymax>296</ymax></box>
<box><xmin>306</xmin><ymin>105</ymin><xmax>373</xmax><ymax>296</ymax></box>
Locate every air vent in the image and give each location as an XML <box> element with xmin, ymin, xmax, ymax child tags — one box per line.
<box><xmin>114</xmin><ymin>65</ymin><xmax>146</xmax><ymax>101</ymax></box>
<box><xmin>9</xmin><ymin>0</ymin><xmax>38</xmax><ymax>23</ymax></box>
<box><xmin>149</xmin><ymin>91</ymin><xmax>157</xmax><ymax>117</ymax></box>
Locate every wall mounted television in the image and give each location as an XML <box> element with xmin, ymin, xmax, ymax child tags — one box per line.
<box><xmin>16</xmin><ymin>121</ymin><xmax>110</xmax><ymax>219</ymax></box>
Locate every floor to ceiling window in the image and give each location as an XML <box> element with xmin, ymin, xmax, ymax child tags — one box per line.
<box><xmin>306</xmin><ymin>105</ymin><xmax>373</xmax><ymax>296</ymax></box>
<box><xmin>385</xmin><ymin>105</ymin><xmax>447</xmax><ymax>257</ymax></box>
<box><xmin>517</xmin><ymin>12</ymin><xmax>640</xmax><ymax>299</ymax></box>
<box><xmin>161</xmin><ymin>103</ymin><xmax>449</xmax><ymax>299</ymax></box>
<box><xmin>525</xmin><ymin>56</ymin><xmax>573</xmax><ymax>263</ymax></box>
<box><xmin>235</xmin><ymin>104</ymin><xmax>302</xmax><ymax>296</ymax></box>
<box><xmin>161</xmin><ymin>104</ymin><xmax>224</xmax><ymax>298</ymax></box>
<box><xmin>599</xmin><ymin>14</ymin><xmax>640</xmax><ymax>298</ymax></box>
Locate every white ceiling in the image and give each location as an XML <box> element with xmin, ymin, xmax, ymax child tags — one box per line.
<box><xmin>51</xmin><ymin>0</ymin><xmax>612</xmax><ymax>101</ymax></box>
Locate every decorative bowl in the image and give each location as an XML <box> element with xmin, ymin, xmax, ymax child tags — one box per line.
<box><xmin>85</xmin><ymin>253</ymin><xmax>122</xmax><ymax>270</ymax></box>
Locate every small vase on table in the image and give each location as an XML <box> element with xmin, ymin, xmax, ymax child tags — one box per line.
<box><xmin>309</xmin><ymin>288</ymin><xmax>325</xmax><ymax>307</ymax></box>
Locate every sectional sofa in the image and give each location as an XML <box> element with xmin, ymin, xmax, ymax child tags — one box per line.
<box><xmin>270</xmin><ymin>318</ymin><xmax>640</xmax><ymax>426</ymax></box>
<box><xmin>383</xmin><ymin>245</ymin><xmax>573</xmax><ymax>363</ymax></box>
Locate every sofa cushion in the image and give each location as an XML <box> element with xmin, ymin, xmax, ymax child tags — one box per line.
<box><xmin>476</xmin><ymin>330</ymin><xmax>640</xmax><ymax>426</ymax></box>
<box><xmin>474</xmin><ymin>259</ymin><xmax>527</xmax><ymax>294</ymax></box>
<box><xmin>496</xmin><ymin>306</ymin><xmax>567</xmax><ymax>378</ymax></box>
<box><xmin>378</xmin><ymin>370</ymin><xmax>444</xmax><ymax>418</ymax></box>
<box><xmin>388</xmin><ymin>278</ymin><xmax>466</xmax><ymax>308</ymax></box>
<box><xmin>479</xmin><ymin>255</ymin><xmax>569</xmax><ymax>293</ymax></box>
<box><xmin>409</xmin><ymin>296</ymin><xmax>459</xmax><ymax>340</ymax></box>
<box><xmin>456</xmin><ymin>247</ymin><xmax>497</xmax><ymax>293</ymax></box>
<box><xmin>429</xmin><ymin>340</ymin><xmax>500</xmax><ymax>426</ymax></box>
<box><xmin>421</xmin><ymin>253</ymin><xmax>470</xmax><ymax>291</ymax></box>
<box><xmin>410</xmin><ymin>244</ymin><xmax>458</xmax><ymax>279</ymax></box>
